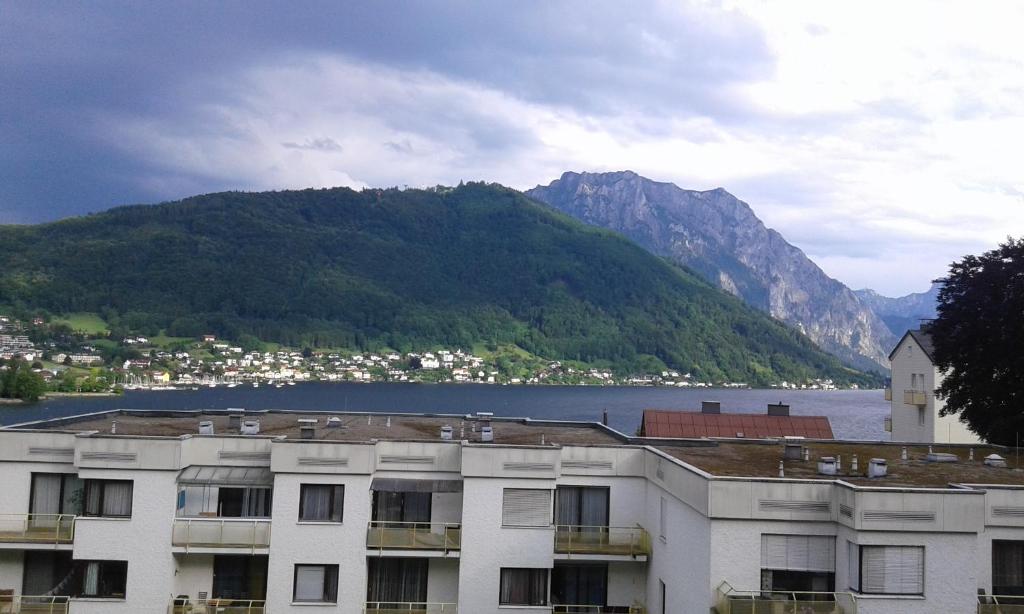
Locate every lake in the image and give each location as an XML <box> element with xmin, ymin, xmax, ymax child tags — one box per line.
<box><xmin>0</xmin><ymin>383</ymin><xmax>889</xmax><ymax>440</ymax></box>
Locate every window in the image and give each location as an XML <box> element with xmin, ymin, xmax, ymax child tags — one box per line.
<box><xmin>851</xmin><ymin>545</ymin><xmax>924</xmax><ymax>595</ymax></box>
<box><xmin>299</xmin><ymin>485</ymin><xmax>344</xmax><ymax>522</ymax></box>
<box><xmin>82</xmin><ymin>480</ymin><xmax>133</xmax><ymax>518</ymax></box>
<box><xmin>218</xmin><ymin>487</ymin><xmax>272</xmax><ymax>518</ymax></box>
<box><xmin>499</xmin><ymin>568</ymin><xmax>548</xmax><ymax>606</ymax></box>
<box><xmin>367</xmin><ymin>558</ymin><xmax>427</xmax><ymax>604</ymax></box>
<box><xmin>30</xmin><ymin>473</ymin><xmax>83</xmax><ymax>515</ymax></box>
<box><xmin>501</xmin><ymin>489</ymin><xmax>551</xmax><ymax>527</ymax></box>
<box><xmin>293</xmin><ymin>564</ymin><xmax>338</xmax><ymax>603</ymax></box>
<box><xmin>551</xmin><ymin>563</ymin><xmax>607</xmax><ymax>606</ymax></box>
<box><xmin>372</xmin><ymin>491</ymin><xmax>431</xmax><ymax>523</ymax></box>
<box><xmin>993</xmin><ymin>540</ymin><xmax>1024</xmax><ymax>596</ymax></box>
<box><xmin>77</xmin><ymin>560</ymin><xmax>128</xmax><ymax>598</ymax></box>
<box><xmin>761</xmin><ymin>534</ymin><xmax>836</xmax><ymax>595</ymax></box>
<box><xmin>918</xmin><ymin>407</ymin><xmax>926</xmax><ymax>426</ymax></box>
<box><xmin>659</xmin><ymin>497</ymin><xmax>667</xmax><ymax>540</ymax></box>
<box><xmin>213</xmin><ymin>555</ymin><xmax>268</xmax><ymax>600</ymax></box>
<box><xmin>555</xmin><ymin>486</ymin><xmax>609</xmax><ymax>528</ymax></box>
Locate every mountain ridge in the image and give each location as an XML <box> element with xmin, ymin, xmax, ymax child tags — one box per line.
<box><xmin>0</xmin><ymin>182</ymin><xmax>877</xmax><ymax>386</ymax></box>
<box><xmin>855</xmin><ymin>283</ymin><xmax>940</xmax><ymax>337</ymax></box>
<box><xmin>526</xmin><ymin>170</ymin><xmax>895</xmax><ymax>372</ymax></box>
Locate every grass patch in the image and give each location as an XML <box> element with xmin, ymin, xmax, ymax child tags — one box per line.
<box><xmin>53</xmin><ymin>312</ymin><xmax>108</xmax><ymax>335</ymax></box>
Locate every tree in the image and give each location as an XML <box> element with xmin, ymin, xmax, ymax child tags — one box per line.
<box><xmin>931</xmin><ymin>237</ymin><xmax>1024</xmax><ymax>444</ymax></box>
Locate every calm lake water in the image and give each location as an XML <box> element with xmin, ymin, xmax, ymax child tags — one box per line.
<box><xmin>0</xmin><ymin>383</ymin><xmax>889</xmax><ymax>440</ymax></box>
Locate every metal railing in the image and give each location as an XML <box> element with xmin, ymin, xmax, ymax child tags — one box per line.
<box><xmin>167</xmin><ymin>598</ymin><xmax>266</xmax><ymax>614</ymax></box>
<box><xmin>171</xmin><ymin>518</ymin><xmax>271</xmax><ymax>551</ymax></box>
<box><xmin>363</xmin><ymin>602</ymin><xmax>457</xmax><ymax>613</ymax></box>
<box><xmin>904</xmin><ymin>390</ymin><xmax>927</xmax><ymax>406</ymax></box>
<box><xmin>0</xmin><ymin>595</ymin><xmax>69</xmax><ymax>614</ymax></box>
<box><xmin>553</xmin><ymin>525</ymin><xmax>651</xmax><ymax>557</ymax></box>
<box><xmin>979</xmin><ymin>595</ymin><xmax>1024</xmax><ymax>613</ymax></box>
<box><xmin>0</xmin><ymin>514</ymin><xmax>75</xmax><ymax>544</ymax></box>
<box><xmin>366</xmin><ymin>521</ymin><xmax>461</xmax><ymax>552</ymax></box>
<box><xmin>715</xmin><ymin>583</ymin><xmax>857</xmax><ymax>614</ymax></box>
<box><xmin>553</xmin><ymin>606</ymin><xmax>646</xmax><ymax>613</ymax></box>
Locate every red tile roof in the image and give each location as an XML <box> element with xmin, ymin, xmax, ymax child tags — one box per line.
<box><xmin>640</xmin><ymin>409</ymin><xmax>834</xmax><ymax>440</ymax></box>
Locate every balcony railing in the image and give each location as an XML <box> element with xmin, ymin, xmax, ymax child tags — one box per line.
<box><xmin>715</xmin><ymin>585</ymin><xmax>857</xmax><ymax>614</ymax></box>
<box><xmin>168</xmin><ymin>598</ymin><xmax>266</xmax><ymax>614</ymax></box>
<box><xmin>171</xmin><ymin>517</ymin><xmax>271</xmax><ymax>551</ymax></box>
<box><xmin>979</xmin><ymin>595</ymin><xmax>1024</xmax><ymax>613</ymax></box>
<box><xmin>363</xmin><ymin>602</ymin><xmax>457</xmax><ymax>613</ymax></box>
<box><xmin>904</xmin><ymin>390</ymin><xmax>927</xmax><ymax>406</ymax></box>
<box><xmin>0</xmin><ymin>596</ymin><xmax>69</xmax><ymax>614</ymax></box>
<box><xmin>553</xmin><ymin>606</ymin><xmax>645</xmax><ymax>613</ymax></box>
<box><xmin>553</xmin><ymin>525</ymin><xmax>651</xmax><ymax>557</ymax></box>
<box><xmin>366</xmin><ymin>521</ymin><xmax>460</xmax><ymax>552</ymax></box>
<box><xmin>0</xmin><ymin>514</ymin><xmax>75</xmax><ymax>545</ymax></box>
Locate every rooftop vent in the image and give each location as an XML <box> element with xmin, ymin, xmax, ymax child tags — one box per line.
<box><xmin>299</xmin><ymin>425</ymin><xmax>315</xmax><ymax>440</ymax></box>
<box><xmin>480</xmin><ymin>426</ymin><xmax>494</xmax><ymax>443</ymax></box>
<box><xmin>926</xmin><ymin>452</ymin><xmax>958</xmax><ymax>463</ymax></box>
<box><xmin>298</xmin><ymin>418</ymin><xmax>318</xmax><ymax>426</ymax></box>
<box><xmin>477</xmin><ymin>412</ymin><xmax>494</xmax><ymax>423</ymax></box>
<box><xmin>701</xmin><ymin>401</ymin><xmax>721</xmax><ymax>414</ymax></box>
<box><xmin>868</xmin><ymin>458</ymin><xmax>888</xmax><ymax>478</ymax></box>
<box><xmin>198</xmin><ymin>421</ymin><xmax>214</xmax><ymax>435</ymax></box>
<box><xmin>440</xmin><ymin>425</ymin><xmax>453</xmax><ymax>441</ymax></box>
<box><xmin>985</xmin><ymin>454</ymin><xmax>1008</xmax><ymax>468</ymax></box>
<box><xmin>326</xmin><ymin>417</ymin><xmax>343</xmax><ymax>428</ymax></box>
<box><xmin>229</xmin><ymin>414</ymin><xmax>243</xmax><ymax>430</ymax></box>
<box><xmin>817</xmin><ymin>456</ymin><xmax>837</xmax><ymax>476</ymax></box>
<box><xmin>767</xmin><ymin>403</ymin><xmax>790</xmax><ymax>417</ymax></box>
<box><xmin>240</xmin><ymin>419</ymin><xmax>260</xmax><ymax>435</ymax></box>
<box><xmin>783</xmin><ymin>443</ymin><xmax>803</xmax><ymax>460</ymax></box>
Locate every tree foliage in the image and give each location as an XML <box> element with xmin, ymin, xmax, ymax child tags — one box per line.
<box><xmin>0</xmin><ymin>359</ymin><xmax>46</xmax><ymax>402</ymax></box>
<box><xmin>0</xmin><ymin>183</ymin><xmax>879</xmax><ymax>386</ymax></box>
<box><xmin>932</xmin><ymin>238</ymin><xmax>1024</xmax><ymax>444</ymax></box>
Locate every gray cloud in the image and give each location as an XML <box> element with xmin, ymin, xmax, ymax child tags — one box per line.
<box><xmin>282</xmin><ymin>138</ymin><xmax>344</xmax><ymax>152</ymax></box>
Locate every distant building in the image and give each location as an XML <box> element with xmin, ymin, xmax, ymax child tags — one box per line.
<box><xmin>202</xmin><ymin>334</ymin><xmax>216</xmax><ymax>342</ymax></box>
<box><xmin>639</xmin><ymin>402</ymin><xmax>834</xmax><ymax>439</ymax></box>
<box><xmin>888</xmin><ymin>326</ymin><xmax>981</xmax><ymax>444</ymax></box>
<box><xmin>69</xmin><ymin>354</ymin><xmax>103</xmax><ymax>366</ymax></box>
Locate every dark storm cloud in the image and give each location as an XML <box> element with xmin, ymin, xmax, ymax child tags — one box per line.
<box><xmin>0</xmin><ymin>1</ymin><xmax>774</xmax><ymax>222</ymax></box>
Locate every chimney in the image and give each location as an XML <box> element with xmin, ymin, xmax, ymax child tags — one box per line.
<box><xmin>867</xmin><ymin>458</ymin><xmax>888</xmax><ymax>478</ymax></box>
<box><xmin>298</xmin><ymin>419</ymin><xmax>317</xmax><ymax>440</ymax></box>
<box><xmin>198</xmin><ymin>420</ymin><xmax>214</xmax><ymax>435</ymax></box>
<box><xmin>440</xmin><ymin>425</ymin><xmax>453</xmax><ymax>441</ymax></box>
<box><xmin>229</xmin><ymin>413</ymin><xmax>243</xmax><ymax>430</ymax></box>
<box><xmin>240</xmin><ymin>419</ymin><xmax>260</xmax><ymax>435</ymax></box>
<box><xmin>767</xmin><ymin>403</ymin><xmax>790</xmax><ymax>417</ymax></box>
<box><xmin>480</xmin><ymin>426</ymin><xmax>494</xmax><ymax>443</ymax></box>
<box><xmin>701</xmin><ymin>401</ymin><xmax>721</xmax><ymax>414</ymax></box>
<box><xmin>784</xmin><ymin>443</ymin><xmax>803</xmax><ymax>460</ymax></box>
<box><xmin>817</xmin><ymin>457</ymin><xmax>837</xmax><ymax>475</ymax></box>
<box><xmin>602</xmin><ymin>410</ymin><xmax>608</xmax><ymax>426</ymax></box>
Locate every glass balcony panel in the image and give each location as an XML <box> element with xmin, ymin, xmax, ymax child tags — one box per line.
<box><xmin>0</xmin><ymin>595</ymin><xmax>70</xmax><ymax>614</ymax></box>
<box><xmin>167</xmin><ymin>598</ymin><xmax>266</xmax><ymax>614</ymax></box>
<box><xmin>0</xmin><ymin>515</ymin><xmax>75</xmax><ymax>544</ymax></box>
<box><xmin>365</xmin><ymin>522</ymin><xmax>461</xmax><ymax>551</ymax></box>
<box><xmin>363</xmin><ymin>602</ymin><xmax>457</xmax><ymax>613</ymax></box>
<box><xmin>171</xmin><ymin>518</ymin><xmax>271</xmax><ymax>549</ymax></box>
<box><xmin>553</xmin><ymin>525</ymin><xmax>651</xmax><ymax>557</ymax></box>
<box><xmin>979</xmin><ymin>595</ymin><xmax>1024</xmax><ymax>613</ymax></box>
<box><xmin>552</xmin><ymin>607</ymin><xmax>646</xmax><ymax>613</ymax></box>
<box><xmin>718</xmin><ymin>591</ymin><xmax>856</xmax><ymax>614</ymax></box>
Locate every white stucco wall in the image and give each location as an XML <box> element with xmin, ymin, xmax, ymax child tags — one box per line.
<box><xmin>646</xmin><ymin>480</ymin><xmax>711</xmax><ymax>614</ymax></box>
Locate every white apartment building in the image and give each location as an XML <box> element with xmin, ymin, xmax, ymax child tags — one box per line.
<box><xmin>888</xmin><ymin>327</ymin><xmax>981</xmax><ymax>444</ymax></box>
<box><xmin>0</xmin><ymin>409</ymin><xmax>1022</xmax><ymax>614</ymax></box>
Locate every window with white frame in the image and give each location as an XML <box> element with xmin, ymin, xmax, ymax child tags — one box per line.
<box><xmin>298</xmin><ymin>484</ymin><xmax>343</xmax><ymax>522</ymax></box>
<box><xmin>499</xmin><ymin>568</ymin><xmax>548</xmax><ymax>606</ymax></box>
<box><xmin>850</xmin><ymin>544</ymin><xmax>924</xmax><ymax>595</ymax></box>
<box><xmin>82</xmin><ymin>479</ymin><xmax>133</xmax><ymax>518</ymax></box>
<box><xmin>501</xmin><ymin>489</ymin><xmax>551</xmax><ymax>527</ymax></box>
<box><xmin>761</xmin><ymin>534</ymin><xmax>835</xmax><ymax>593</ymax></box>
<box><xmin>293</xmin><ymin>564</ymin><xmax>338</xmax><ymax>603</ymax></box>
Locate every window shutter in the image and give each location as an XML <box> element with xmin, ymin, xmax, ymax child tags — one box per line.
<box><xmin>502</xmin><ymin>489</ymin><xmax>551</xmax><ymax>526</ymax></box>
<box><xmin>861</xmin><ymin>546</ymin><xmax>923</xmax><ymax>594</ymax></box>
<box><xmin>295</xmin><ymin>566</ymin><xmax>325</xmax><ymax>601</ymax></box>
<box><xmin>761</xmin><ymin>535</ymin><xmax>835</xmax><ymax>572</ymax></box>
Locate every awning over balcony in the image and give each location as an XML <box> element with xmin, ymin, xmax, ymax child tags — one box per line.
<box><xmin>370</xmin><ymin>478</ymin><xmax>463</xmax><ymax>493</ymax></box>
<box><xmin>178</xmin><ymin>466</ymin><xmax>274</xmax><ymax>486</ymax></box>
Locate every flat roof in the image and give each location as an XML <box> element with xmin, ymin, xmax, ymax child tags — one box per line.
<box><xmin>659</xmin><ymin>440</ymin><xmax>1024</xmax><ymax>487</ymax></box>
<box><xmin>8</xmin><ymin>409</ymin><xmax>625</xmax><ymax>446</ymax></box>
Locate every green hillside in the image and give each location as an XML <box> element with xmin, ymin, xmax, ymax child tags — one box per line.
<box><xmin>0</xmin><ymin>183</ymin><xmax>877</xmax><ymax>385</ymax></box>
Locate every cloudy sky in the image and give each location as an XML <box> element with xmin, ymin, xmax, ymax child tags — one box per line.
<box><xmin>4</xmin><ymin>1</ymin><xmax>1023</xmax><ymax>296</ymax></box>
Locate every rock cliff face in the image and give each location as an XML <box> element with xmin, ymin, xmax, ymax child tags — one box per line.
<box><xmin>527</xmin><ymin>171</ymin><xmax>895</xmax><ymax>372</ymax></box>
<box><xmin>855</xmin><ymin>283</ymin><xmax>940</xmax><ymax>337</ymax></box>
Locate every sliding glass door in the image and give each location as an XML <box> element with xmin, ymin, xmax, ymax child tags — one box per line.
<box><xmin>556</xmin><ymin>486</ymin><xmax>609</xmax><ymax>530</ymax></box>
<box><xmin>366</xmin><ymin>558</ymin><xmax>428</xmax><ymax>607</ymax></box>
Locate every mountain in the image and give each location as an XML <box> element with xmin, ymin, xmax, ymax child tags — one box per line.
<box><xmin>855</xmin><ymin>283</ymin><xmax>940</xmax><ymax>337</ymax></box>
<box><xmin>526</xmin><ymin>171</ymin><xmax>895</xmax><ymax>373</ymax></box>
<box><xmin>0</xmin><ymin>182</ymin><xmax>877</xmax><ymax>386</ymax></box>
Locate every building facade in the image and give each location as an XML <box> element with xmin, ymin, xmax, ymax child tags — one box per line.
<box><xmin>0</xmin><ymin>409</ymin><xmax>1020</xmax><ymax>614</ymax></box>
<box><xmin>888</xmin><ymin>327</ymin><xmax>981</xmax><ymax>444</ymax></box>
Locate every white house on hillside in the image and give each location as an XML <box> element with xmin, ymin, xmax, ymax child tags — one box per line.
<box><xmin>889</xmin><ymin>326</ymin><xmax>981</xmax><ymax>444</ymax></box>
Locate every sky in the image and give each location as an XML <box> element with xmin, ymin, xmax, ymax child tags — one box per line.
<box><xmin>3</xmin><ymin>1</ymin><xmax>1024</xmax><ymax>296</ymax></box>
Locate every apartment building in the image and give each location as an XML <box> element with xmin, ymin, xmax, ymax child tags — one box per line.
<box><xmin>888</xmin><ymin>326</ymin><xmax>981</xmax><ymax>444</ymax></box>
<box><xmin>0</xmin><ymin>409</ymin><xmax>1022</xmax><ymax>614</ymax></box>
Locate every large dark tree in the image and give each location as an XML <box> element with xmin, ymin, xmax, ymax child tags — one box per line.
<box><xmin>932</xmin><ymin>238</ymin><xmax>1024</xmax><ymax>444</ymax></box>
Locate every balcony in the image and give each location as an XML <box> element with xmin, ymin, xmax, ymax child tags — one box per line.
<box><xmin>366</xmin><ymin>522</ymin><xmax>460</xmax><ymax>554</ymax></box>
<box><xmin>884</xmin><ymin>388</ymin><xmax>892</xmax><ymax>401</ymax></box>
<box><xmin>553</xmin><ymin>525</ymin><xmax>651</xmax><ymax>558</ymax></box>
<box><xmin>904</xmin><ymin>390</ymin><xmax>927</xmax><ymax>406</ymax></box>
<box><xmin>363</xmin><ymin>603</ymin><xmax>457</xmax><ymax>613</ymax></box>
<box><xmin>0</xmin><ymin>596</ymin><xmax>69</xmax><ymax>614</ymax></box>
<box><xmin>171</xmin><ymin>518</ymin><xmax>271</xmax><ymax>552</ymax></box>
<box><xmin>715</xmin><ymin>587</ymin><xmax>857</xmax><ymax>614</ymax></box>
<box><xmin>168</xmin><ymin>598</ymin><xmax>266</xmax><ymax>614</ymax></box>
<box><xmin>979</xmin><ymin>595</ymin><xmax>1024</xmax><ymax>613</ymax></box>
<box><xmin>0</xmin><ymin>514</ymin><xmax>75</xmax><ymax>546</ymax></box>
<box><xmin>552</xmin><ymin>607</ymin><xmax>645</xmax><ymax>613</ymax></box>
